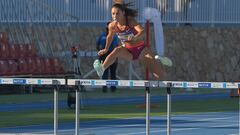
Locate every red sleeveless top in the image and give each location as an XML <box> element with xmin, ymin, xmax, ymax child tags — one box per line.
<box><xmin>113</xmin><ymin>17</ymin><xmax>138</xmax><ymax>42</ymax></box>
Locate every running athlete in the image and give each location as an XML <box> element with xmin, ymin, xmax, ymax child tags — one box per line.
<box><xmin>94</xmin><ymin>2</ymin><xmax>172</xmax><ymax>80</ymax></box>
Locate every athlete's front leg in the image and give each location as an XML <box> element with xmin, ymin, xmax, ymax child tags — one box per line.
<box><xmin>103</xmin><ymin>46</ymin><xmax>133</xmax><ymax>69</ymax></box>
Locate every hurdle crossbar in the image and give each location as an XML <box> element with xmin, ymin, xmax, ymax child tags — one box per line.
<box><xmin>67</xmin><ymin>79</ymin><xmax>240</xmax><ymax>89</ymax></box>
<box><xmin>1</xmin><ymin>78</ymin><xmax>239</xmax><ymax>89</ymax></box>
<box><xmin>0</xmin><ymin>78</ymin><xmax>65</xmax><ymax>85</ymax></box>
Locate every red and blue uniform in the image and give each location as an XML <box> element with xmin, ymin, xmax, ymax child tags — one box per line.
<box><xmin>113</xmin><ymin>17</ymin><xmax>145</xmax><ymax>60</ymax></box>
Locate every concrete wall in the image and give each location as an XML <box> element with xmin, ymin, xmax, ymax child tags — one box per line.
<box><xmin>164</xmin><ymin>27</ymin><xmax>240</xmax><ymax>81</ymax></box>
<box><xmin>78</xmin><ymin>26</ymin><xmax>240</xmax><ymax>81</ymax></box>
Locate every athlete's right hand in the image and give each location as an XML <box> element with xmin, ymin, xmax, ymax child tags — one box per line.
<box><xmin>98</xmin><ymin>49</ymin><xmax>107</xmax><ymax>56</ymax></box>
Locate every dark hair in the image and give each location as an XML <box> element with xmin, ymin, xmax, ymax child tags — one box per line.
<box><xmin>112</xmin><ymin>3</ymin><xmax>138</xmax><ymax>17</ymax></box>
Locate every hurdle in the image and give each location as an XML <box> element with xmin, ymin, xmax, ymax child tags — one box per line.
<box><xmin>0</xmin><ymin>78</ymin><xmax>65</xmax><ymax>135</ymax></box>
<box><xmin>68</xmin><ymin>79</ymin><xmax>240</xmax><ymax>135</ymax></box>
<box><xmin>0</xmin><ymin>78</ymin><xmax>239</xmax><ymax>135</ymax></box>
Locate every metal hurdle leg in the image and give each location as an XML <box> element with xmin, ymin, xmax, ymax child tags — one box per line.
<box><xmin>167</xmin><ymin>83</ymin><xmax>172</xmax><ymax>135</ymax></box>
<box><xmin>53</xmin><ymin>80</ymin><xmax>61</xmax><ymax>135</ymax></box>
<box><xmin>145</xmin><ymin>84</ymin><xmax>151</xmax><ymax>135</ymax></box>
<box><xmin>75</xmin><ymin>81</ymin><xmax>81</xmax><ymax>135</ymax></box>
<box><xmin>54</xmin><ymin>88</ymin><xmax>59</xmax><ymax>135</ymax></box>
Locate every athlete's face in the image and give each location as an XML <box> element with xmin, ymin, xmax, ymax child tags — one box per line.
<box><xmin>111</xmin><ymin>7</ymin><xmax>125</xmax><ymax>22</ymax></box>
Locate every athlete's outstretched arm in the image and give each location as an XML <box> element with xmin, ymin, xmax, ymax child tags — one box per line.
<box><xmin>98</xmin><ymin>22</ymin><xmax>115</xmax><ymax>56</ymax></box>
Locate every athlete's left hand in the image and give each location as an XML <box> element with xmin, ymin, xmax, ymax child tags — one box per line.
<box><xmin>98</xmin><ymin>49</ymin><xmax>107</xmax><ymax>56</ymax></box>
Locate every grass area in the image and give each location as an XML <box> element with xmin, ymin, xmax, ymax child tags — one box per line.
<box><xmin>0</xmin><ymin>93</ymin><xmax>65</xmax><ymax>104</ymax></box>
<box><xmin>0</xmin><ymin>98</ymin><xmax>237</xmax><ymax>128</ymax></box>
<box><xmin>0</xmin><ymin>88</ymin><xmax>229</xmax><ymax>104</ymax></box>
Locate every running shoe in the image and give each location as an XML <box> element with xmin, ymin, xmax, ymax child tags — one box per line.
<box><xmin>93</xmin><ymin>59</ymin><xmax>104</xmax><ymax>77</ymax></box>
<box><xmin>155</xmin><ymin>55</ymin><xmax>173</xmax><ymax>67</ymax></box>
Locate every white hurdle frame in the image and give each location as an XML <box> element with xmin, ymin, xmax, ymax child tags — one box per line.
<box><xmin>0</xmin><ymin>78</ymin><xmax>239</xmax><ymax>135</ymax></box>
